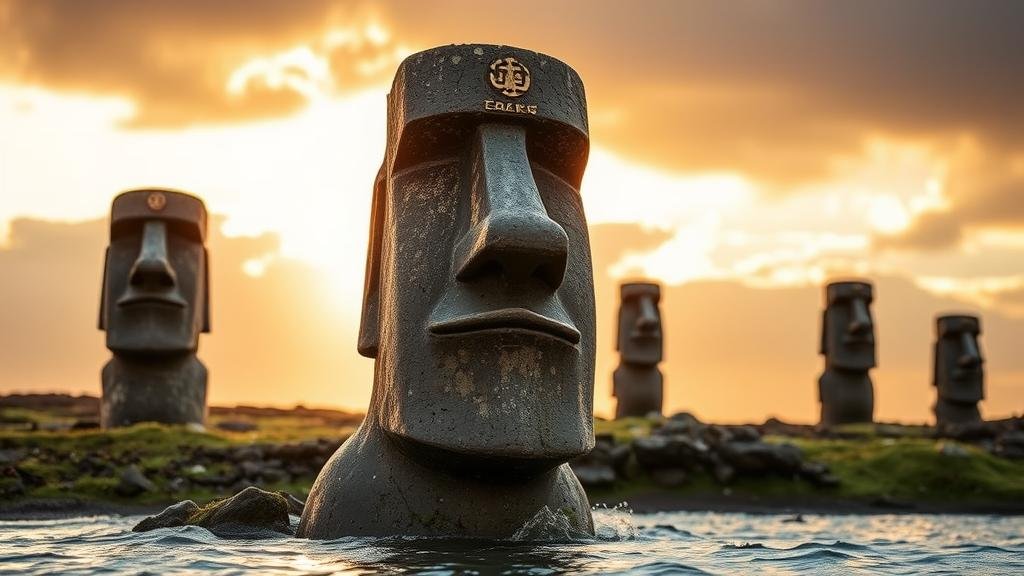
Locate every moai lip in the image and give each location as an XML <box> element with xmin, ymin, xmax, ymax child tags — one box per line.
<box><xmin>818</xmin><ymin>280</ymin><xmax>875</xmax><ymax>427</ymax></box>
<box><xmin>613</xmin><ymin>282</ymin><xmax>664</xmax><ymax>418</ymax></box>
<box><xmin>98</xmin><ymin>189</ymin><xmax>210</xmax><ymax>428</ymax></box>
<box><xmin>298</xmin><ymin>44</ymin><xmax>596</xmax><ymax>539</ymax></box>
<box><xmin>933</xmin><ymin>314</ymin><xmax>984</xmax><ymax>426</ymax></box>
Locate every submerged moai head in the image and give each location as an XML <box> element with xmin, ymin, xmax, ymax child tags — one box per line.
<box><xmin>617</xmin><ymin>282</ymin><xmax>662</xmax><ymax>365</ymax></box>
<box><xmin>820</xmin><ymin>281</ymin><xmax>876</xmax><ymax>371</ymax></box>
<box><xmin>934</xmin><ymin>314</ymin><xmax>984</xmax><ymax>404</ymax></box>
<box><xmin>99</xmin><ymin>189</ymin><xmax>210</xmax><ymax>355</ymax></box>
<box><xmin>358</xmin><ymin>44</ymin><xmax>595</xmax><ymax>466</ymax></box>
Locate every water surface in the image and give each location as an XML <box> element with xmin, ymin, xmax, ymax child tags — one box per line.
<box><xmin>2</xmin><ymin>509</ymin><xmax>1022</xmax><ymax>574</ymax></box>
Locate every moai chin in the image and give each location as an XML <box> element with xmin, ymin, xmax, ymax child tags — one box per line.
<box><xmin>98</xmin><ymin>189</ymin><xmax>210</xmax><ymax>428</ymax></box>
<box><xmin>298</xmin><ymin>44</ymin><xmax>596</xmax><ymax>539</ymax></box>
<box><xmin>933</xmin><ymin>314</ymin><xmax>984</xmax><ymax>427</ymax></box>
<box><xmin>613</xmin><ymin>282</ymin><xmax>664</xmax><ymax>418</ymax></box>
<box><xmin>818</xmin><ymin>280</ymin><xmax>875</xmax><ymax>427</ymax></box>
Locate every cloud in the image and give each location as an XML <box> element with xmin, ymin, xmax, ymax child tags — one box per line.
<box><xmin>0</xmin><ymin>0</ymin><xmax>402</xmax><ymax>126</ymax></box>
<box><xmin>874</xmin><ymin>144</ymin><xmax>1024</xmax><ymax>250</ymax></box>
<box><xmin>2</xmin><ymin>0</ymin><xmax>1022</xmax><ymax>183</ymax></box>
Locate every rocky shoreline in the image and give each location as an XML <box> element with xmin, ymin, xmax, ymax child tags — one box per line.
<box><xmin>2</xmin><ymin>394</ymin><xmax>1022</xmax><ymax>520</ymax></box>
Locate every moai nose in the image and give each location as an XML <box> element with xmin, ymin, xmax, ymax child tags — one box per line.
<box><xmin>454</xmin><ymin>124</ymin><xmax>569</xmax><ymax>289</ymax></box>
<box><xmin>129</xmin><ymin>221</ymin><xmax>177</xmax><ymax>290</ymax></box>
<box><xmin>635</xmin><ymin>296</ymin><xmax>659</xmax><ymax>333</ymax></box>
<box><xmin>847</xmin><ymin>299</ymin><xmax>873</xmax><ymax>335</ymax></box>
<box><xmin>958</xmin><ymin>333</ymin><xmax>981</xmax><ymax>368</ymax></box>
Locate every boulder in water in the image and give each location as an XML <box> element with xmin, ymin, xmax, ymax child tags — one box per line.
<box><xmin>132</xmin><ymin>500</ymin><xmax>200</xmax><ymax>532</ymax></box>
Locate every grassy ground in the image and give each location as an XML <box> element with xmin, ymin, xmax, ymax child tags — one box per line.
<box><xmin>591</xmin><ymin>417</ymin><xmax>1024</xmax><ymax>508</ymax></box>
<box><xmin>2</xmin><ymin>412</ymin><xmax>1022</xmax><ymax>512</ymax></box>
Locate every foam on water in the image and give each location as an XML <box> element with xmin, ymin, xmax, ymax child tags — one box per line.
<box><xmin>1</xmin><ymin>511</ymin><xmax>1022</xmax><ymax>575</ymax></box>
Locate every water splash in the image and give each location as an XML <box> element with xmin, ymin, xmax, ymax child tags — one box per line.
<box><xmin>510</xmin><ymin>505</ymin><xmax>591</xmax><ymax>542</ymax></box>
<box><xmin>593</xmin><ymin>502</ymin><xmax>637</xmax><ymax>541</ymax></box>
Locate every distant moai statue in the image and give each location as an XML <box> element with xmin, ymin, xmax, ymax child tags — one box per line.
<box><xmin>298</xmin><ymin>44</ymin><xmax>596</xmax><ymax>539</ymax></box>
<box><xmin>933</xmin><ymin>314</ymin><xmax>984</xmax><ymax>427</ymax></box>
<box><xmin>613</xmin><ymin>282</ymin><xmax>663</xmax><ymax>418</ymax></box>
<box><xmin>818</xmin><ymin>280</ymin><xmax>875</xmax><ymax>427</ymax></box>
<box><xmin>98</xmin><ymin>189</ymin><xmax>210</xmax><ymax>428</ymax></box>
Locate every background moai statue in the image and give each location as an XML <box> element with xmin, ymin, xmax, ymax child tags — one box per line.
<box><xmin>299</xmin><ymin>44</ymin><xmax>596</xmax><ymax>539</ymax></box>
<box><xmin>98</xmin><ymin>189</ymin><xmax>210</xmax><ymax>428</ymax></box>
<box><xmin>818</xmin><ymin>280</ymin><xmax>875</xmax><ymax>427</ymax></box>
<box><xmin>933</xmin><ymin>314</ymin><xmax>984</xmax><ymax>427</ymax></box>
<box><xmin>613</xmin><ymin>282</ymin><xmax>663</xmax><ymax>418</ymax></box>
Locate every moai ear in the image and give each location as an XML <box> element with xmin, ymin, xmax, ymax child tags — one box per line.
<box><xmin>819</xmin><ymin>309</ymin><xmax>828</xmax><ymax>356</ymax></box>
<box><xmin>202</xmin><ymin>248</ymin><xmax>211</xmax><ymax>333</ymax></box>
<box><xmin>357</xmin><ymin>168</ymin><xmax>386</xmax><ymax>358</ymax></box>
<box><xmin>98</xmin><ymin>247</ymin><xmax>110</xmax><ymax>331</ymax></box>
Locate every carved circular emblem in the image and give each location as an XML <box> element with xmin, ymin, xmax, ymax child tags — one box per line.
<box><xmin>147</xmin><ymin>192</ymin><xmax>167</xmax><ymax>212</ymax></box>
<box><xmin>489</xmin><ymin>57</ymin><xmax>531</xmax><ymax>97</ymax></box>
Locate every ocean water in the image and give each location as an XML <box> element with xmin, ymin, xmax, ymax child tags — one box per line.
<box><xmin>1</xmin><ymin>508</ymin><xmax>1022</xmax><ymax>575</ymax></box>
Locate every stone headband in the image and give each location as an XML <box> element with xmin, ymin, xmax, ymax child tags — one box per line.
<box><xmin>385</xmin><ymin>44</ymin><xmax>589</xmax><ymax>186</ymax></box>
<box><xmin>937</xmin><ymin>314</ymin><xmax>980</xmax><ymax>335</ymax></box>
<box><xmin>110</xmin><ymin>189</ymin><xmax>208</xmax><ymax>242</ymax></box>
<box><xmin>826</xmin><ymin>281</ymin><xmax>873</xmax><ymax>304</ymax></box>
<box><xmin>621</xmin><ymin>282</ymin><xmax>661</xmax><ymax>301</ymax></box>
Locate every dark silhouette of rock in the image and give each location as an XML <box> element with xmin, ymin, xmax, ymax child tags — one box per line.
<box><xmin>650</xmin><ymin>467</ymin><xmax>688</xmax><ymax>487</ymax></box>
<box><xmin>216</xmin><ymin>420</ymin><xmax>258</xmax><ymax>433</ymax></box>
<box><xmin>994</xmin><ymin>431</ymin><xmax>1024</xmax><ymax>459</ymax></box>
<box><xmin>298</xmin><ymin>44</ymin><xmax>596</xmax><ymax>539</ymax></box>
<box><xmin>818</xmin><ymin>281</ymin><xmax>876</xmax><ymax>427</ymax></box>
<box><xmin>614</xmin><ymin>283</ymin><xmax>664</xmax><ymax>418</ymax></box>
<box><xmin>115</xmin><ymin>465</ymin><xmax>156</xmax><ymax>497</ymax></box>
<box><xmin>132</xmin><ymin>499</ymin><xmax>199</xmax><ymax>532</ymax></box>
<box><xmin>933</xmin><ymin>315</ymin><xmax>985</xmax><ymax>427</ymax></box>
<box><xmin>98</xmin><ymin>189</ymin><xmax>210</xmax><ymax>428</ymax></box>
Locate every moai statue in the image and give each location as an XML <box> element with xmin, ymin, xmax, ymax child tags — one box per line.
<box><xmin>98</xmin><ymin>189</ymin><xmax>210</xmax><ymax>428</ymax></box>
<box><xmin>613</xmin><ymin>282</ymin><xmax>663</xmax><ymax>418</ymax></box>
<box><xmin>298</xmin><ymin>44</ymin><xmax>596</xmax><ymax>539</ymax></box>
<box><xmin>818</xmin><ymin>280</ymin><xmax>875</xmax><ymax>427</ymax></box>
<box><xmin>933</xmin><ymin>314</ymin><xmax>984</xmax><ymax>427</ymax></box>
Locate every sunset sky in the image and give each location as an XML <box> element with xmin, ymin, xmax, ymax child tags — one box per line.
<box><xmin>1</xmin><ymin>0</ymin><xmax>1022</xmax><ymax>423</ymax></box>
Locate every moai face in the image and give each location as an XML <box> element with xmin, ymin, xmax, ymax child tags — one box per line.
<box><xmin>617</xmin><ymin>282</ymin><xmax>662</xmax><ymax>365</ymax></box>
<box><xmin>934</xmin><ymin>315</ymin><xmax>984</xmax><ymax>403</ymax></box>
<box><xmin>99</xmin><ymin>190</ymin><xmax>209</xmax><ymax>354</ymax></box>
<box><xmin>359</xmin><ymin>45</ymin><xmax>595</xmax><ymax>465</ymax></box>
<box><xmin>821</xmin><ymin>281</ymin><xmax>876</xmax><ymax>371</ymax></box>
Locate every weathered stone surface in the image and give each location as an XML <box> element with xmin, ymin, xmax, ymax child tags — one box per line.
<box><xmin>613</xmin><ymin>283</ymin><xmax>664</xmax><ymax>418</ymax></box>
<box><xmin>133</xmin><ymin>488</ymin><xmax>292</xmax><ymax>536</ymax></box>
<box><xmin>298</xmin><ymin>44</ymin><xmax>596</xmax><ymax>539</ymax></box>
<box><xmin>190</xmin><ymin>487</ymin><xmax>292</xmax><ymax>536</ymax></box>
<box><xmin>115</xmin><ymin>465</ymin><xmax>156</xmax><ymax>497</ymax></box>
<box><xmin>818</xmin><ymin>281</ymin><xmax>876</xmax><ymax>426</ymax></box>
<box><xmin>132</xmin><ymin>499</ymin><xmax>200</xmax><ymax>532</ymax></box>
<box><xmin>278</xmin><ymin>491</ymin><xmax>306</xmax><ymax>516</ymax></box>
<box><xmin>933</xmin><ymin>315</ymin><xmax>985</xmax><ymax>427</ymax></box>
<box><xmin>98</xmin><ymin>189</ymin><xmax>210</xmax><ymax>428</ymax></box>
